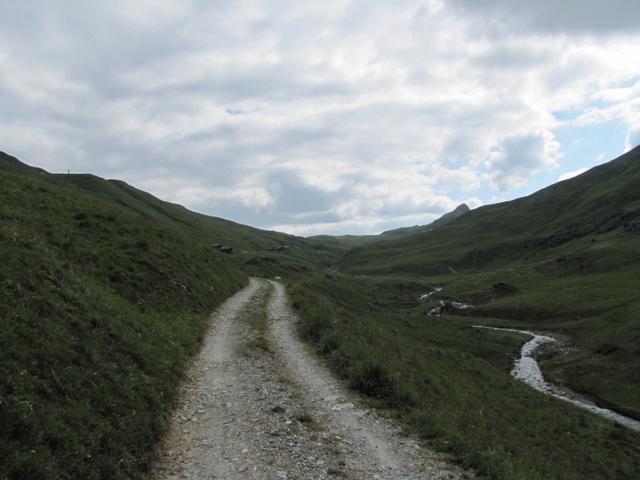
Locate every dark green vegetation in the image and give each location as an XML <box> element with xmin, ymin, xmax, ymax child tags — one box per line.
<box><xmin>2</xmin><ymin>145</ymin><xmax>639</xmax><ymax>480</ymax></box>
<box><xmin>288</xmin><ymin>274</ymin><xmax>640</xmax><ymax>479</ymax></box>
<box><xmin>336</xmin><ymin>145</ymin><xmax>640</xmax><ymax>418</ymax></box>
<box><xmin>309</xmin><ymin>202</ymin><xmax>470</xmax><ymax>248</ymax></box>
<box><xmin>286</xmin><ymin>146</ymin><xmax>640</xmax><ymax>479</ymax></box>
<box><xmin>373</xmin><ymin>202</ymin><xmax>470</xmax><ymax>241</ymax></box>
<box><xmin>340</xmin><ymin>146</ymin><xmax>640</xmax><ymax>276</ymax></box>
<box><xmin>0</xmin><ymin>152</ymin><xmax>323</xmax><ymax>479</ymax></box>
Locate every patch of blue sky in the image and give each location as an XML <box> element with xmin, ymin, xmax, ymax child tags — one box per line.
<box><xmin>553</xmin><ymin>99</ymin><xmax>616</xmax><ymax>122</ymax></box>
<box><xmin>552</xmin><ymin>108</ymin><xmax>581</xmax><ymax>122</ymax></box>
<box><xmin>481</xmin><ymin>118</ymin><xmax>628</xmax><ymax>207</ymax></box>
<box><xmin>614</xmin><ymin>75</ymin><xmax>640</xmax><ymax>89</ymax></box>
<box><xmin>553</xmin><ymin>76</ymin><xmax>639</xmax><ymax>123</ymax></box>
<box><xmin>552</xmin><ymin>118</ymin><xmax>627</xmax><ymax>174</ymax></box>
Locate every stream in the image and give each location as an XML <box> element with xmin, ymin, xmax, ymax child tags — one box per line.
<box><xmin>475</xmin><ymin>325</ymin><xmax>640</xmax><ymax>432</ymax></box>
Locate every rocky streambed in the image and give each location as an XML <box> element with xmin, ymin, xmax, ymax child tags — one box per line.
<box><xmin>475</xmin><ymin>325</ymin><xmax>640</xmax><ymax>432</ymax></box>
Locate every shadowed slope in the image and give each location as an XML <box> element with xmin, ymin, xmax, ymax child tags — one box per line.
<box><xmin>0</xmin><ymin>153</ymin><xmax>250</xmax><ymax>479</ymax></box>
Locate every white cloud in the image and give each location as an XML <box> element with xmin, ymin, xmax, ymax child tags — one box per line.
<box><xmin>484</xmin><ymin>131</ymin><xmax>562</xmax><ymax>190</ymax></box>
<box><xmin>625</xmin><ymin>124</ymin><xmax>640</xmax><ymax>152</ymax></box>
<box><xmin>1</xmin><ymin>1</ymin><xmax>639</xmax><ymax>234</ymax></box>
<box><xmin>558</xmin><ymin>167</ymin><xmax>588</xmax><ymax>182</ymax></box>
<box><xmin>449</xmin><ymin>0</ymin><xmax>640</xmax><ymax>33</ymax></box>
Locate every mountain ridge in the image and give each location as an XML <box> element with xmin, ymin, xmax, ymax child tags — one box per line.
<box><xmin>339</xmin><ymin>145</ymin><xmax>640</xmax><ymax>275</ymax></box>
<box><xmin>377</xmin><ymin>203</ymin><xmax>470</xmax><ymax>239</ymax></box>
<box><xmin>308</xmin><ymin>203</ymin><xmax>471</xmax><ymax>248</ymax></box>
<box><xmin>3</xmin><ymin>146</ymin><xmax>640</xmax><ymax>479</ymax></box>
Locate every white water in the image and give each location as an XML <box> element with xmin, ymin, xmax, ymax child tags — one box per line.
<box><xmin>451</xmin><ymin>301</ymin><xmax>473</xmax><ymax>310</ymax></box>
<box><xmin>419</xmin><ymin>287</ymin><xmax>442</xmax><ymax>300</ymax></box>
<box><xmin>420</xmin><ymin>288</ymin><xmax>474</xmax><ymax>317</ymax></box>
<box><xmin>475</xmin><ymin>325</ymin><xmax>640</xmax><ymax>432</ymax></box>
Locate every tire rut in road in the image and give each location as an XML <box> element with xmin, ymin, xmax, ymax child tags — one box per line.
<box><xmin>153</xmin><ymin>278</ymin><xmax>469</xmax><ymax>479</ymax></box>
<box><xmin>152</xmin><ymin>279</ymin><xmax>346</xmax><ymax>480</ymax></box>
<box><xmin>267</xmin><ymin>280</ymin><xmax>471</xmax><ymax>480</ymax></box>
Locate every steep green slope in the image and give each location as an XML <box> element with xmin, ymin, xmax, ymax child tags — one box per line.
<box><xmin>287</xmin><ymin>148</ymin><xmax>640</xmax><ymax>479</ymax></box>
<box><xmin>340</xmin><ymin>146</ymin><xmax>640</xmax><ymax>275</ymax></box>
<box><xmin>307</xmin><ymin>203</ymin><xmax>470</xmax><ymax>249</ymax></box>
<box><xmin>376</xmin><ymin>203</ymin><xmax>470</xmax><ymax>241</ymax></box>
<box><xmin>0</xmin><ymin>152</ymin><xmax>338</xmax><ymax>277</ymax></box>
<box><xmin>0</xmin><ymin>154</ymin><xmax>251</xmax><ymax>479</ymax></box>
<box><xmin>4</xmin><ymin>145</ymin><xmax>639</xmax><ymax>480</ymax></box>
<box><xmin>334</xmin><ymin>147</ymin><xmax>640</xmax><ymax>419</ymax></box>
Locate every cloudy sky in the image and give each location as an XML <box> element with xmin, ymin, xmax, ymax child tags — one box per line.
<box><xmin>1</xmin><ymin>1</ymin><xmax>639</xmax><ymax>235</ymax></box>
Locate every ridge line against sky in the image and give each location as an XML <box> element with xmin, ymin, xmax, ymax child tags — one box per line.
<box><xmin>1</xmin><ymin>0</ymin><xmax>639</xmax><ymax>236</ymax></box>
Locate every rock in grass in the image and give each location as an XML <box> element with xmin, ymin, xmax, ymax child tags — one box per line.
<box><xmin>492</xmin><ymin>281</ymin><xmax>517</xmax><ymax>294</ymax></box>
<box><xmin>623</xmin><ymin>218</ymin><xmax>640</xmax><ymax>232</ymax></box>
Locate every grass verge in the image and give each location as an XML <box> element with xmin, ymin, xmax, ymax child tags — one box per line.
<box><xmin>0</xmin><ymin>168</ymin><xmax>246</xmax><ymax>479</ymax></box>
<box><xmin>287</xmin><ymin>272</ymin><xmax>640</xmax><ymax>480</ymax></box>
<box><xmin>242</xmin><ymin>284</ymin><xmax>272</xmax><ymax>354</ymax></box>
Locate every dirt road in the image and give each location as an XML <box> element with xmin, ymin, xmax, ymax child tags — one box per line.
<box><xmin>152</xmin><ymin>278</ymin><xmax>467</xmax><ymax>479</ymax></box>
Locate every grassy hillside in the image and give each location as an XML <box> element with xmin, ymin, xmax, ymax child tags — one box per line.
<box><xmin>330</xmin><ymin>146</ymin><xmax>640</xmax><ymax>422</ymax></box>
<box><xmin>287</xmin><ymin>148</ymin><xmax>640</xmax><ymax>479</ymax></box>
<box><xmin>307</xmin><ymin>203</ymin><xmax>470</xmax><ymax>248</ymax></box>
<box><xmin>340</xmin><ymin>146</ymin><xmax>640</xmax><ymax>275</ymax></box>
<box><xmin>0</xmin><ymin>153</ymin><xmax>337</xmax><ymax>279</ymax></box>
<box><xmin>3</xmin><ymin>146</ymin><xmax>639</xmax><ymax>480</ymax></box>
<box><xmin>375</xmin><ymin>203</ymin><xmax>470</xmax><ymax>241</ymax></box>
<box><xmin>287</xmin><ymin>273</ymin><xmax>640</xmax><ymax>480</ymax></box>
<box><xmin>0</xmin><ymin>153</ymin><xmax>254</xmax><ymax>479</ymax></box>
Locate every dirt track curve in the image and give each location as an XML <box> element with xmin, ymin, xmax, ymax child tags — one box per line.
<box><xmin>152</xmin><ymin>278</ymin><xmax>469</xmax><ymax>480</ymax></box>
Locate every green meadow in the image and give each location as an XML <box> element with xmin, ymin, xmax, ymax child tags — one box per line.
<box><xmin>2</xmin><ymin>146</ymin><xmax>640</xmax><ymax>479</ymax></box>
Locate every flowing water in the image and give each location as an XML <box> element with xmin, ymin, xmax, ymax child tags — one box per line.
<box><xmin>475</xmin><ymin>325</ymin><xmax>640</xmax><ymax>432</ymax></box>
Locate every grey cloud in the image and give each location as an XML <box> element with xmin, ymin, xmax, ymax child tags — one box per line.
<box><xmin>450</xmin><ymin>0</ymin><xmax>640</xmax><ymax>33</ymax></box>
<box><xmin>471</xmin><ymin>44</ymin><xmax>554</xmax><ymax>70</ymax></box>
<box><xmin>376</xmin><ymin>199</ymin><xmax>451</xmax><ymax>218</ymax></box>
<box><xmin>1</xmin><ymin>1</ymin><xmax>639</xmax><ymax>235</ymax></box>
<box><xmin>189</xmin><ymin>198</ymin><xmax>285</xmax><ymax>230</ymax></box>
<box><xmin>0</xmin><ymin>2</ymin><xmax>190</xmax><ymax>97</ymax></box>
<box><xmin>484</xmin><ymin>132</ymin><xmax>561</xmax><ymax>190</ymax></box>
<box><xmin>131</xmin><ymin>64</ymin><xmax>356</xmax><ymax>104</ymax></box>
<box><xmin>266</xmin><ymin>171</ymin><xmax>335</xmax><ymax>214</ymax></box>
<box><xmin>225</xmin><ymin>107</ymin><xmax>262</xmax><ymax>116</ymax></box>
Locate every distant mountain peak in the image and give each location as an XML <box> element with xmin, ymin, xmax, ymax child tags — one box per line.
<box><xmin>375</xmin><ymin>203</ymin><xmax>471</xmax><ymax>240</ymax></box>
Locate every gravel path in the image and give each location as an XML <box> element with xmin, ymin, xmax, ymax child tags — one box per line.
<box><xmin>152</xmin><ymin>278</ymin><xmax>469</xmax><ymax>479</ymax></box>
<box><xmin>268</xmin><ymin>280</ymin><xmax>467</xmax><ymax>480</ymax></box>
